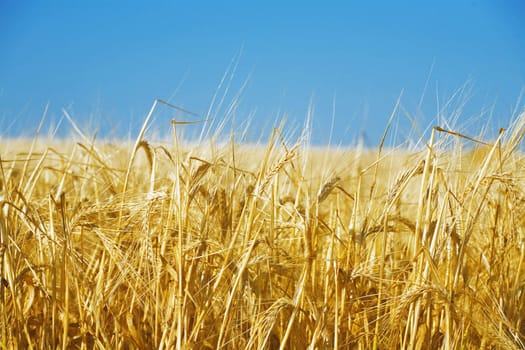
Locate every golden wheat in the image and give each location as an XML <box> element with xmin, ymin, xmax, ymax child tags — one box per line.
<box><xmin>0</xmin><ymin>112</ymin><xmax>524</xmax><ymax>349</ymax></box>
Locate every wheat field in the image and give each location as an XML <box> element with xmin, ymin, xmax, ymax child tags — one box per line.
<box><xmin>1</xmin><ymin>107</ymin><xmax>525</xmax><ymax>349</ymax></box>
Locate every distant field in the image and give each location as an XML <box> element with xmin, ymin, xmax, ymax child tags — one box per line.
<box><xmin>1</xmin><ymin>114</ymin><xmax>525</xmax><ymax>349</ymax></box>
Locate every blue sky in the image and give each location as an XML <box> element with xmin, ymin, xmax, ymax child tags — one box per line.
<box><xmin>1</xmin><ymin>1</ymin><xmax>524</xmax><ymax>144</ymax></box>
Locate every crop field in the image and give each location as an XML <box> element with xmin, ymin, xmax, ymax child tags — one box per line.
<box><xmin>1</xmin><ymin>107</ymin><xmax>525</xmax><ymax>349</ymax></box>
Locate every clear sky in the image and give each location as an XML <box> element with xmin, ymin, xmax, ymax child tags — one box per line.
<box><xmin>1</xmin><ymin>1</ymin><xmax>524</xmax><ymax>145</ymax></box>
